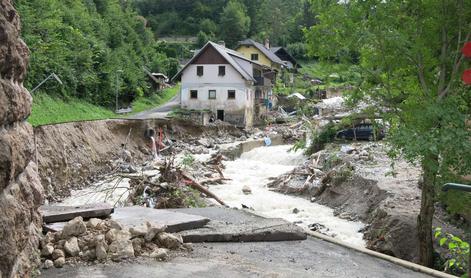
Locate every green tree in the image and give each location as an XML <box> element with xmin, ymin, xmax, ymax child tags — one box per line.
<box><xmin>16</xmin><ymin>0</ymin><xmax>174</xmax><ymax>107</ymax></box>
<box><xmin>305</xmin><ymin>0</ymin><xmax>471</xmax><ymax>267</ymax></box>
<box><xmin>219</xmin><ymin>0</ymin><xmax>251</xmax><ymax>48</ymax></box>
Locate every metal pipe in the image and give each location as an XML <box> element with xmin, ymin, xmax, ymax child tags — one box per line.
<box><xmin>442</xmin><ymin>183</ymin><xmax>471</xmax><ymax>192</ymax></box>
<box><xmin>31</xmin><ymin>73</ymin><xmax>63</xmax><ymax>94</ymax></box>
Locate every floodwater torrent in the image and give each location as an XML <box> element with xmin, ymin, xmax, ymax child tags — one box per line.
<box><xmin>209</xmin><ymin>145</ymin><xmax>366</xmax><ymax>247</ymax></box>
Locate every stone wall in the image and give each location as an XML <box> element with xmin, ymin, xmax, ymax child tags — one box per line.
<box><xmin>0</xmin><ymin>1</ymin><xmax>44</xmax><ymax>277</ymax></box>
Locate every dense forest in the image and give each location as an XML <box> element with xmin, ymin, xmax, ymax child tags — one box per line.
<box><xmin>15</xmin><ymin>0</ymin><xmax>179</xmax><ymax>108</ymax></box>
<box><xmin>134</xmin><ymin>0</ymin><xmax>315</xmax><ymax>51</ymax></box>
<box><xmin>15</xmin><ymin>0</ymin><xmax>314</xmax><ymax>108</ymax></box>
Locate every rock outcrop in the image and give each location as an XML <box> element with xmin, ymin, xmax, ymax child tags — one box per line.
<box><xmin>0</xmin><ymin>1</ymin><xmax>44</xmax><ymax>277</ymax></box>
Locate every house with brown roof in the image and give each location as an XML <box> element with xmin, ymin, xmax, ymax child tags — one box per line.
<box><xmin>172</xmin><ymin>41</ymin><xmax>274</xmax><ymax>128</ymax></box>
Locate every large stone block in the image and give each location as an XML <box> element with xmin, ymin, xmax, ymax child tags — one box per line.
<box><xmin>0</xmin><ymin>122</ymin><xmax>35</xmax><ymax>191</ymax></box>
<box><xmin>0</xmin><ymin>0</ymin><xmax>43</xmax><ymax>277</ymax></box>
<box><xmin>0</xmin><ymin>162</ymin><xmax>43</xmax><ymax>277</ymax></box>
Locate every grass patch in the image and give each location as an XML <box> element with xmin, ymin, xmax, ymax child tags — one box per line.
<box><xmin>28</xmin><ymin>93</ymin><xmax>116</xmax><ymax>126</ymax></box>
<box><xmin>29</xmin><ymin>85</ymin><xmax>179</xmax><ymax>126</ymax></box>
<box><xmin>131</xmin><ymin>85</ymin><xmax>179</xmax><ymax>113</ymax></box>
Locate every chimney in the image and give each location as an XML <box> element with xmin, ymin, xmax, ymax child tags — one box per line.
<box><xmin>218</xmin><ymin>41</ymin><xmax>226</xmax><ymax>48</ymax></box>
<box><xmin>264</xmin><ymin>38</ymin><xmax>270</xmax><ymax>49</ymax></box>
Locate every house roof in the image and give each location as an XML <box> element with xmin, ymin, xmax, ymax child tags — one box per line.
<box><xmin>270</xmin><ymin>47</ymin><xmax>301</xmax><ymax>69</ymax></box>
<box><xmin>172</xmin><ymin>41</ymin><xmax>261</xmax><ymax>82</ymax></box>
<box><xmin>237</xmin><ymin>39</ymin><xmax>284</xmax><ymax>65</ymax></box>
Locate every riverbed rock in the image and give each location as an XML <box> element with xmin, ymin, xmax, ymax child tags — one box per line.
<box><xmin>242</xmin><ymin>185</ymin><xmax>252</xmax><ymax>195</ymax></box>
<box><xmin>62</xmin><ymin>217</ymin><xmax>87</xmax><ymax>238</ymax></box>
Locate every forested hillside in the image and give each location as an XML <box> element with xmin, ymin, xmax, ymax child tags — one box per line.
<box><xmin>15</xmin><ymin>0</ymin><xmax>179</xmax><ymax>108</ymax></box>
<box><xmin>133</xmin><ymin>0</ymin><xmax>315</xmax><ymax>50</ymax></box>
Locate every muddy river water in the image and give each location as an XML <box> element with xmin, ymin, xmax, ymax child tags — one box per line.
<box><xmin>58</xmin><ymin>144</ymin><xmax>365</xmax><ymax>247</ymax></box>
<box><xmin>210</xmin><ymin>145</ymin><xmax>366</xmax><ymax>247</ymax></box>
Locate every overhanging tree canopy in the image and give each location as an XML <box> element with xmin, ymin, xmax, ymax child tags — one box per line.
<box><xmin>305</xmin><ymin>0</ymin><xmax>471</xmax><ymax>267</ymax></box>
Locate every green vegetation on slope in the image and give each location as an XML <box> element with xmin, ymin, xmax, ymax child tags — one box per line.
<box><xmin>15</xmin><ymin>0</ymin><xmax>178</xmax><ymax>108</ymax></box>
<box><xmin>133</xmin><ymin>0</ymin><xmax>314</xmax><ymax>49</ymax></box>
<box><xmin>29</xmin><ymin>86</ymin><xmax>179</xmax><ymax>126</ymax></box>
<box><xmin>131</xmin><ymin>85</ymin><xmax>179</xmax><ymax>113</ymax></box>
<box><xmin>28</xmin><ymin>94</ymin><xmax>116</xmax><ymax>126</ymax></box>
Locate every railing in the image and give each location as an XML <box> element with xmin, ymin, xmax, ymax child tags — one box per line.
<box><xmin>254</xmin><ymin>76</ymin><xmax>271</xmax><ymax>86</ymax></box>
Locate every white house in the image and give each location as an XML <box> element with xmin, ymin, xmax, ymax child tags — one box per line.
<box><xmin>172</xmin><ymin>41</ymin><xmax>273</xmax><ymax>128</ymax></box>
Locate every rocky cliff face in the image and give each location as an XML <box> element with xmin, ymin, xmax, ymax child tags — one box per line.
<box><xmin>0</xmin><ymin>1</ymin><xmax>44</xmax><ymax>277</ymax></box>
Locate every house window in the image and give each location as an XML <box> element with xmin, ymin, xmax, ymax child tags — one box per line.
<box><xmin>190</xmin><ymin>90</ymin><xmax>198</xmax><ymax>99</ymax></box>
<box><xmin>228</xmin><ymin>90</ymin><xmax>236</xmax><ymax>99</ymax></box>
<box><xmin>208</xmin><ymin>90</ymin><xmax>216</xmax><ymax>100</ymax></box>
<box><xmin>197</xmin><ymin>66</ymin><xmax>204</xmax><ymax>76</ymax></box>
<box><xmin>251</xmin><ymin>54</ymin><xmax>259</xmax><ymax>61</ymax></box>
<box><xmin>218</xmin><ymin>66</ymin><xmax>226</xmax><ymax>76</ymax></box>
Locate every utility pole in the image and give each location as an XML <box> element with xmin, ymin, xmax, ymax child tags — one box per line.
<box><xmin>115</xmin><ymin>70</ymin><xmax>123</xmax><ymax>113</ymax></box>
<box><xmin>31</xmin><ymin>73</ymin><xmax>63</xmax><ymax>94</ymax></box>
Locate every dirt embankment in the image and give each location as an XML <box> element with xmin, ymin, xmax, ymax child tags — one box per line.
<box><xmin>34</xmin><ymin>119</ymin><xmax>244</xmax><ymax>200</ymax></box>
<box><xmin>268</xmin><ymin>142</ymin><xmax>463</xmax><ymax>264</ymax></box>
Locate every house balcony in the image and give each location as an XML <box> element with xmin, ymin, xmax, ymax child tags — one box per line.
<box><xmin>254</xmin><ymin>76</ymin><xmax>272</xmax><ymax>87</ymax></box>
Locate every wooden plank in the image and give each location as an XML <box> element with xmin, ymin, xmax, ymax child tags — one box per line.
<box><xmin>40</xmin><ymin>203</ymin><xmax>114</xmax><ymax>223</ymax></box>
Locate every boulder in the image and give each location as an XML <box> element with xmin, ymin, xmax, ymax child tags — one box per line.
<box><xmin>132</xmin><ymin>238</ymin><xmax>145</xmax><ymax>255</ymax></box>
<box><xmin>95</xmin><ymin>242</ymin><xmax>108</xmax><ymax>261</ymax></box>
<box><xmin>64</xmin><ymin>237</ymin><xmax>80</xmax><ymax>257</ymax></box>
<box><xmin>108</xmin><ymin>239</ymin><xmax>134</xmax><ymax>261</ymax></box>
<box><xmin>108</xmin><ymin>219</ymin><xmax>123</xmax><ymax>230</ymax></box>
<box><xmin>51</xmin><ymin>249</ymin><xmax>65</xmax><ymax>260</ymax></box>
<box><xmin>156</xmin><ymin>233</ymin><xmax>183</xmax><ymax>250</ymax></box>
<box><xmin>42</xmin><ymin>260</ymin><xmax>53</xmax><ymax>269</ymax></box>
<box><xmin>53</xmin><ymin>257</ymin><xmax>65</xmax><ymax>268</ymax></box>
<box><xmin>61</xmin><ymin>217</ymin><xmax>87</xmax><ymax>238</ymax></box>
<box><xmin>87</xmin><ymin>218</ymin><xmax>103</xmax><ymax>229</ymax></box>
<box><xmin>145</xmin><ymin>222</ymin><xmax>167</xmax><ymax>242</ymax></box>
<box><xmin>130</xmin><ymin>225</ymin><xmax>148</xmax><ymax>237</ymax></box>
<box><xmin>41</xmin><ymin>244</ymin><xmax>54</xmax><ymax>257</ymax></box>
<box><xmin>242</xmin><ymin>185</ymin><xmax>252</xmax><ymax>195</ymax></box>
<box><xmin>149</xmin><ymin>248</ymin><xmax>168</xmax><ymax>260</ymax></box>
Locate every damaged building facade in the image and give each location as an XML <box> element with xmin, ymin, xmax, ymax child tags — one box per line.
<box><xmin>173</xmin><ymin>41</ymin><xmax>274</xmax><ymax>128</ymax></box>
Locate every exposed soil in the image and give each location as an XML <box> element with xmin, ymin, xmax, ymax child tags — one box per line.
<box><xmin>267</xmin><ymin>141</ymin><xmax>465</xmax><ymax>264</ymax></box>
<box><xmin>34</xmin><ymin>119</ymin><xmax>244</xmax><ymax>201</ymax></box>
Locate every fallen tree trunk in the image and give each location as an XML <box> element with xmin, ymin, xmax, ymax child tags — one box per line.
<box><xmin>180</xmin><ymin>172</ymin><xmax>227</xmax><ymax>206</ymax></box>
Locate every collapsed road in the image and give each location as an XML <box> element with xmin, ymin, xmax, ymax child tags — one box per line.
<box><xmin>33</xmin><ymin>118</ymin><xmax>449</xmax><ymax>278</ymax></box>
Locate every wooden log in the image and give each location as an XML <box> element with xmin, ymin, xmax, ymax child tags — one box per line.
<box><xmin>180</xmin><ymin>172</ymin><xmax>227</xmax><ymax>206</ymax></box>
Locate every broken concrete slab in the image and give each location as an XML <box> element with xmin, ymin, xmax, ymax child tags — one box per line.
<box><xmin>40</xmin><ymin>203</ymin><xmax>114</xmax><ymax>223</ymax></box>
<box><xmin>45</xmin><ymin>207</ymin><xmax>210</xmax><ymax>233</ymax></box>
<box><xmin>111</xmin><ymin>207</ymin><xmax>210</xmax><ymax>232</ymax></box>
<box><xmin>168</xmin><ymin>207</ymin><xmax>307</xmax><ymax>242</ymax></box>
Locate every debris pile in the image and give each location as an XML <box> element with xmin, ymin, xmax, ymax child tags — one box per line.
<box><xmin>126</xmin><ymin>154</ymin><xmax>228</xmax><ymax>208</ymax></box>
<box><xmin>40</xmin><ymin>216</ymin><xmax>191</xmax><ymax>269</ymax></box>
